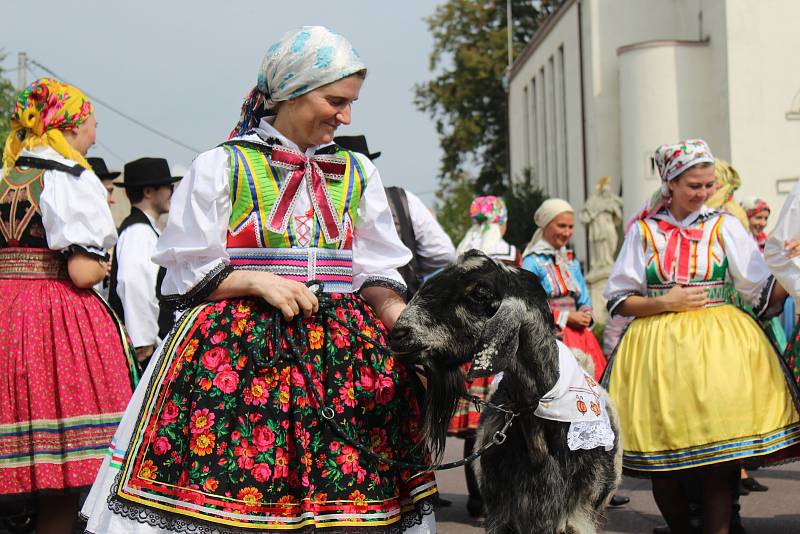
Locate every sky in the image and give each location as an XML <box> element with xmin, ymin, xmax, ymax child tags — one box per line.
<box><xmin>1</xmin><ymin>1</ymin><xmax>445</xmax><ymax>204</ymax></box>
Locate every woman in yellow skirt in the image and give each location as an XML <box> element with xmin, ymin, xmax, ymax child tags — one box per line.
<box><xmin>603</xmin><ymin>139</ymin><xmax>800</xmax><ymax>534</ymax></box>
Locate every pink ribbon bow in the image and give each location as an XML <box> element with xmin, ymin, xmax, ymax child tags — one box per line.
<box><xmin>657</xmin><ymin>220</ymin><xmax>704</xmax><ymax>283</ymax></box>
<box><xmin>265</xmin><ymin>146</ymin><xmax>347</xmax><ymax>244</ymax></box>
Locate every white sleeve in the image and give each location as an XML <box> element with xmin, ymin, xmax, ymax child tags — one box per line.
<box><xmin>152</xmin><ymin>148</ymin><xmax>232</xmax><ymax>297</ymax></box>
<box><xmin>115</xmin><ymin>226</ymin><xmax>160</xmax><ymax>347</ymax></box>
<box><xmin>721</xmin><ymin>214</ymin><xmax>775</xmax><ymax>313</ymax></box>
<box><xmin>405</xmin><ymin>191</ymin><xmax>456</xmax><ymax>276</ymax></box>
<box><xmin>351</xmin><ymin>155</ymin><xmax>413</xmax><ymax>293</ymax></box>
<box><xmin>765</xmin><ymin>181</ymin><xmax>800</xmax><ymax>301</ymax></box>
<box><xmin>603</xmin><ymin>221</ymin><xmax>647</xmax><ymax>315</ymax></box>
<box><xmin>39</xmin><ymin>168</ymin><xmax>117</xmax><ymax>256</ymax></box>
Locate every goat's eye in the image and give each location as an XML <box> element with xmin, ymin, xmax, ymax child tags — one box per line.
<box><xmin>466</xmin><ymin>283</ymin><xmax>494</xmax><ymax>304</ymax></box>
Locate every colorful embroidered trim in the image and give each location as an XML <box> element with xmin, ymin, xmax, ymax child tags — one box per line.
<box><xmin>0</xmin><ymin>247</ymin><xmax>65</xmax><ymax>279</ymax></box>
<box><xmin>228</xmin><ymin>247</ymin><xmax>354</xmax><ymax>293</ymax></box>
<box><xmin>645</xmin><ymin>280</ymin><xmax>731</xmax><ymax>307</ymax></box>
<box><xmin>0</xmin><ymin>412</ymin><xmax>124</xmax><ymax>469</ymax></box>
<box><xmin>623</xmin><ymin>421</ymin><xmax>800</xmax><ymax>472</ymax></box>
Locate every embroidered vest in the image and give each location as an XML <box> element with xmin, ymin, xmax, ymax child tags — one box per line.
<box><xmin>222</xmin><ymin>142</ymin><xmax>366</xmax><ymax>250</ymax></box>
<box><xmin>0</xmin><ymin>157</ymin><xmax>84</xmax><ymax>249</ymax></box>
<box><xmin>638</xmin><ymin>214</ymin><xmax>732</xmax><ymax>304</ymax></box>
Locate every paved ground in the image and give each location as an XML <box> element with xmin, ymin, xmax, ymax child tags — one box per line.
<box><xmin>435</xmin><ymin>438</ymin><xmax>800</xmax><ymax>533</ymax></box>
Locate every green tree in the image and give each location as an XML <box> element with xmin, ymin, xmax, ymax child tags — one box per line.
<box><xmin>504</xmin><ymin>167</ymin><xmax>548</xmax><ymax>250</ymax></box>
<box><xmin>434</xmin><ymin>173</ymin><xmax>476</xmax><ymax>246</ymax></box>
<box><xmin>0</xmin><ymin>53</ymin><xmax>17</xmax><ymax>142</ymax></box>
<box><xmin>415</xmin><ymin>0</ymin><xmax>548</xmax><ymax>195</ymax></box>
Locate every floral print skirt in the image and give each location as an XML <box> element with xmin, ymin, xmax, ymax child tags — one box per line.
<box><xmin>82</xmin><ymin>294</ymin><xmax>437</xmax><ymax>533</ymax></box>
<box><xmin>0</xmin><ymin>274</ymin><xmax>133</xmax><ymax>498</ymax></box>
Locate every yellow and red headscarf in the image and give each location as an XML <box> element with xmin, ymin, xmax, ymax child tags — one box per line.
<box><xmin>2</xmin><ymin>77</ymin><xmax>94</xmax><ymax>179</ymax></box>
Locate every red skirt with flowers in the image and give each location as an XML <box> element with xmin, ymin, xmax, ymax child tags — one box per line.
<box><xmin>105</xmin><ymin>294</ymin><xmax>436</xmax><ymax>532</ymax></box>
<box><xmin>0</xmin><ymin>249</ymin><xmax>134</xmax><ymax>497</ymax></box>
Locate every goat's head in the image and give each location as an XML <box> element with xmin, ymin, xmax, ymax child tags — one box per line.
<box><xmin>390</xmin><ymin>250</ymin><xmax>558</xmax><ymax>457</ymax></box>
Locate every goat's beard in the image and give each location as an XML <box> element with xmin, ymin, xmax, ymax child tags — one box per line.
<box><xmin>417</xmin><ymin>354</ymin><xmax>468</xmax><ymax>463</ymax></box>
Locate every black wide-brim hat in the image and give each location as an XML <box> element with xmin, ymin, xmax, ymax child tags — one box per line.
<box><xmin>115</xmin><ymin>157</ymin><xmax>182</xmax><ymax>188</ymax></box>
<box><xmin>333</xmin><ymin>135</ymin><xmax>381</xmax><ymax>160</ymax></box>
<box><xmin>87</xmin><ymin>157</ymin><xmax>121</xmax><ymax>180</ymax></box>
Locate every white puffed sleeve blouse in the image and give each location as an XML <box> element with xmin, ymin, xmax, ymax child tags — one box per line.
<box><xmin>31</xmin><ymin>146</ymin><xmax>117</xmax><ymax>257</ymax></box>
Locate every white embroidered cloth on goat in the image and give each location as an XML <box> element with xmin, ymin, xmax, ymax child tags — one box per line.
<box><xmin>489</xmin><ymin>341</ymin><xmax>615</xmax><ymax>451</ymax></box>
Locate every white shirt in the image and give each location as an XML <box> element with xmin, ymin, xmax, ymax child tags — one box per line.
<box><xmin>403</xmin><ymin>190</ymin><xmax>456</xmax><ymax>277</ymax></box>
<box><xmin>27</xmin><ymin>146</ymin><xmax>117</xmax><ymax>256</ymax></box>
<box><xmin>153</xmin><ymin>118</ymin><xmax>412</xmax><ymax>296</ymax></box>
<box><xmin>115</xmin><ymin>212</ymin><xmax>160</xmax><ymax>347</ymax></box>
<box><xmin>766</xmin><ymin>181</ymin><xmax>800</xmax><ymax>301</ymax></box>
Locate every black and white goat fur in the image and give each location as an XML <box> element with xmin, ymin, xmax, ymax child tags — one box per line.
<box><xmin>390</xmin><ymin>251</ymin><xmax>622</xmax><ymax>534</ymax></box>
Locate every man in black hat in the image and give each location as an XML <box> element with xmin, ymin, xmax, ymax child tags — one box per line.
<box><xmin>333</xmin><ymin>135</ymin><xmax>455</xmax><ymax>297</ymax></box>
<box><xmin>109</xmin><ymin>157</ymin><xmax>181</xmax><ymax>367</ymax></box>
<box><xmin>88</xmin><ymin>156</ymin><xmax>120</xmax><ymax>206</ymax></box>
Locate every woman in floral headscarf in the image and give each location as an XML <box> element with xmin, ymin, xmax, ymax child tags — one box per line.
<box><xmin>82</xmin><ymin>27</ymin><xmax>437</xmax><ymax>533</ymax></box>
<box><xmin>604</xmin><ymin>139</ymin><xmax>800</xmax><ymax>533</ymax></box>
<box><xmin>455</xmin><ymin>195</ymin><xmax>520</xmax><ymax>265</ymax></box>
<box><xmin>0</xmin><ymin>78</ymin><xmax>134</xmax><ymax>533</ymax></box>
<box><xmin>741</xmin><ymin>196</ymin><xmax>771</xmax><ymax>252</ymax></box>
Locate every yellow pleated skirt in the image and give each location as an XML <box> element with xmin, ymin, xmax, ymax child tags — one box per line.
<box><xmin>607</xmin><ymin>304</ymin><xmax>800</xmax><ymax>474</ymax></box>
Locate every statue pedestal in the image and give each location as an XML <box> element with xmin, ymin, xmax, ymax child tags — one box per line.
<box><xmin>586</xmin><ymin>267</ymin><xmax>611</xmax><ymax>325</ymax></box>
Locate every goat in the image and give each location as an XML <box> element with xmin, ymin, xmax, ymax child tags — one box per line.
<box><xmin>390</xmin><ymin>251</ymin><xmax>622</xmax><ymax>534</ymax></box>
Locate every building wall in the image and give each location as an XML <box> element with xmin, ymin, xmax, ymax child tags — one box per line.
<box><xmin>508</xmin><ymin>2</ymin><xmax>587</xmax><ymax>256</ymax></box>
<box><xmin>724</xmin><ymin>0</ymin><xmax>800</xmax><ymax>219</ymax></box>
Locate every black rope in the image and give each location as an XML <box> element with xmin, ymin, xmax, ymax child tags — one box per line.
<box><xmin>266</xmin><ymin>281</ymin><xmax>523</xmax><ymax>472</ymax></box>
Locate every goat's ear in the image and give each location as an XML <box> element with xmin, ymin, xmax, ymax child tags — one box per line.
<box><xmin>467</xmin><ymin>298</ymin><xmax>523</xmax><ymax>379</ymax></box>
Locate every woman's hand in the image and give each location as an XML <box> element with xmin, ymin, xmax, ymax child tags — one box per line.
<box><xmin>658</xmin><ymin>285</ymin><xmax>708</xmax><ymax>312</ymax></box>
<box><xmin>566</xmin><ymin>310</ymin><xmax>592</xmax><ymax>328</ymax></box>
<box><xmin>785</xmin><ymin>239</ymin><xmax>800</xmax><ymax>259</ymax></box>
<box><xmin>250</xmin><ymin>272</ymin><xmax>319</xmax><ymax>320</ymax></box>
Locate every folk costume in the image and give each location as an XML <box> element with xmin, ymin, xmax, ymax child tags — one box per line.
<box><xmin>0</xmin><ymin>78</ymin><xmax>134</xmax><ymax>499</ymax></box>
<box><xmin>109</xmin><ymin>158</ymin><xmax>181</xmax><ymax>352</ymax></box>
<box><xmin>82</xmin><ymin>27</ymin><xmax>437</xmax><ymax>534</ymax></box>
<box><xmin>522</xmin><ymin>199</ymin><xmax>606</xmax><ymax>380</ymax></box>
<box><xmin>604</xmin><ymin>140</ymin><xmax>800</xmax><ymax>475</ymax></box>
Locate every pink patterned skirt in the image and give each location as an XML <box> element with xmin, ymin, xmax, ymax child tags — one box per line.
<box><xmin>0</xmin><ymin>248</ymin><xmax>133</xmax><ymax>497</ymax></box>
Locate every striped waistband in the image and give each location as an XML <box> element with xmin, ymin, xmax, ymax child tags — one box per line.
<box><xmin>646</xmin><ymin>280</ymin><xmax>731</xmax><ymax>307</ymax></box>
<box><xmin>0</xmin><ymin>247</ymin><xmax>66</xmax><ymax>279</ymax></box>
<box><xmin>227</xmin><ymin>247</ymin><xmax>354</xmax><ymax>293</ymax></box>
<box><xmin>550</xmin><ymin>296</ymin><xmax>577</xmax><ymax>312</ymax></box>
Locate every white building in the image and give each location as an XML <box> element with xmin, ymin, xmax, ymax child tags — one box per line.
<box><xmin>508</xmin><ymin>0</ymin><xmax>800</xmax><ymax>260</ymax></box>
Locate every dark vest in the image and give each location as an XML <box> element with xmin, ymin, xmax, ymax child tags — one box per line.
<box><xmin>108</xmin><ymin>208</ymin><xmax>175</xmax><ymax>342</ymax></box>
<box><xmin>384</xmin><ymin>186</ymin><xmax>421</xmax><ymax>298</ymax></box>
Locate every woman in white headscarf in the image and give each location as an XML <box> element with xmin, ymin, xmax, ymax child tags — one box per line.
<box><xmin>82</xmin><ymin>26</ymin><xmax>437</xmax><ymax>534</ymax></box>
<box><xmin>604</xmin><ymin>139</ymin><xmax>798</xmax><ymax>533</ymax></box>
<box><xmin>521</xmin><ymin>199</ymin><xmax>606</xmax><ymax>380</ymax></box>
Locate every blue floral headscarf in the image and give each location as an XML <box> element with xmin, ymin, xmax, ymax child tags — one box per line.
<box><xmin>230</xmin><ymin>26</ymin><xmax>366</xmax><ymax>139</ymax></box>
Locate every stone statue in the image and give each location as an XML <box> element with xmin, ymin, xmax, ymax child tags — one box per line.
<box><xmin>580</xmin><ymin>176</ymin><xmax>623</xmax><ymax>274</ymax></box>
